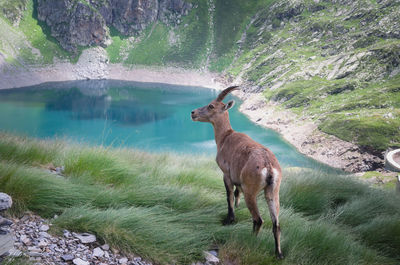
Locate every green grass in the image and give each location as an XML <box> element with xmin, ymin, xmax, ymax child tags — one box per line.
<box><xmin>17</xmin><ymin>0</ymin><xmax>72</xmax><ymax>64</ymax></box>
<box><xmin>124</xmin><ymin>22</ymin><xmax>170</xmax><ymax>66</ymax></box>
<box><xmin>223</xmin><ymin>0</ymin><xmax>400</xmax><ymax>154</ymax></box>
<box><xmin>0</xmin><ymin>133</ymin><xmax>400</xmax><ymax>264</ymax></box>
<box><xmin>105</xmin><ymin>26</ymin><xmax>130</xmax><ymax>63</ymax></box>
<box><xmin>213</xmin><ymin>0</ymin><xmax>274</xmax><ymax>57</ymax></box>
<box><xmin>261</xmin><ymin>74</ymin><xmax>400</xmax><ymax>152</ymax></box>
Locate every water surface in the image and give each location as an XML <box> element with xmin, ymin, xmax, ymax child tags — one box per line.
<box><xmin>0</xmin><ymin>80</ymin><xmax>334</xmax><ymax>170</ymax></box>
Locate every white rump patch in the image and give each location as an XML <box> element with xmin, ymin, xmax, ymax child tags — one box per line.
<box><xmin>272</xmin><ymin>168</ymin><xmax>279</xmax><ymax>178</ymax></box>
<box><xmin>261</xmin><ymin>167</ymin><xmax>268</xmax><ymax>178</ymax></box>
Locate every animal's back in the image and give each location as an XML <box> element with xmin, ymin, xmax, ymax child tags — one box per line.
<box><xmin>217</xmin><ymin>131</ymin><xmax>280</xmax><ymax>185</ymax></box>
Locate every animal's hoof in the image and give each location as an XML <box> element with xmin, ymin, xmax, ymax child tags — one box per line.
<box><xmin>222</xmin><ymin>217</ymin><xmax>235</xmax><ymax>225</ymax></box>
<box><xmin>276</xmin><ymin>253</ymin><xmax>284</xmax><ymax>260</ymax></box>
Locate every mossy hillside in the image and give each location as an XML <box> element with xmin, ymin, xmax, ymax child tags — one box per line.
<box><xmin>105</xmin><ymin>0</ymin><xmax>211</xmax><ymax>67</ymax></box>
<box><xmin>227</xmin><ymin>0</ymin><xmax>400</xmax><ymax>154</ymax></box>
<box><xmin>0</xmin><ymin>0</ymin><xmax>75</xmax><ymax>65</ymax></box>
<box><xmin>208</xmin><ymin>0</ymin><xmax>275</xmax><ymax>71</ymax></box>
<box><xmin>1</xmin><ymin>134</ymin><xmax>400</xmax><ymax>264</ymax></box>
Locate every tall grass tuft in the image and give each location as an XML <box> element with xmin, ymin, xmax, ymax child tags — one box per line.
<box><xmin>0</xmin><ymin>133</ymin><xmax>399</xmax><ymax>264</ymax></box>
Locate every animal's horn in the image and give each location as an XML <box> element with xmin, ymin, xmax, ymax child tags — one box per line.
<box><xmin>216</xmin><ymin>86</ymin><xmax>239</xmax><ymax>102</ymax></box>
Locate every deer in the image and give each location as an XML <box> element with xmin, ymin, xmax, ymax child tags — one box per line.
<box><xmin>191</xmin><ymin>86</ymin><xmax>283</xmax><ymax>259</ymax></box>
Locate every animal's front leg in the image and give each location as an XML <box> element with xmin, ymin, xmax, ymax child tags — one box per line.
<box><xmin>223</xmin><ymin>174</ymin><xmax>235</xmax><ymax>225</ymax></box>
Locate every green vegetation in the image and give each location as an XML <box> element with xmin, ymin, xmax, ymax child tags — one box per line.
<box><xmin>0</xmin><ymin>0</ymin><xmax>73</xmax><ymax>65</ymax></box>
<box><xmin>105</xmin><ymin>26</ymin><xmax>130</xmax><ymax>63</ymax></box>
<box><xmin>1</xmin><ymin>133</ymin><xmax>400</xmax><ymax>264</ymax></box>
<box><xmin>125</xmin><ymin>23</ymin><xmax>170</xmax><ymax>66</ymax></box>
<box><xmin>213</xmin><ymin>0</ymin><xmax>273</xmax><ymax>57</ymax></box>
<box><xmin>262</xmin><ymin>74</ymin><xmax>400</xmax><ymax>151</ymax></box>
<box><xmin>227</xmin><ymin>0</ymin><xmax>400</xmax><ymax>154</ymax></box>
<box><xmin>0</xmin><ymin>256</ymin><xmax>32</xmax><ymax>265</ymax></box>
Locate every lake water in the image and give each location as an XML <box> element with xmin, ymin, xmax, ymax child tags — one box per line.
<box><xmin>0</xmin><ymin>80</ymin><xmax>334</xmax><ymax>170</ymax></box>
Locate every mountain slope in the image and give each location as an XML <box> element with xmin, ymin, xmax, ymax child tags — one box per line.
<box><xmin>227</xmin><ymin>0</ymin><xmax>400</xmax><ymax>159</ymax></box>
<box><xmin>0</xmin><ymin>0</ymin><xmax>399</xmax><ymax>170</ymax></box>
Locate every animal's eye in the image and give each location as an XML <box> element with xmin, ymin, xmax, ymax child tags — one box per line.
<box><xmin>208</xmin><ymin>104</ymin><xmax>214</xmax><ymax>109</ymax></box>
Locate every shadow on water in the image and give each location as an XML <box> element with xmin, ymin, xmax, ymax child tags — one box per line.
<box><xmin>0</xmin><ymin>80</ymin><xmax>341</xmax><ymax>173</ymax></box>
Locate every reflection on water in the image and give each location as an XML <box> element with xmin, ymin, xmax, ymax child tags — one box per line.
<box><xmin>0</xmin><ymin>80</ymin><xmax>337</xmax><ymax>171</ymax></box>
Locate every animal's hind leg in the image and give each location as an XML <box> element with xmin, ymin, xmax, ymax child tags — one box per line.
<box><xmin>265</xmin><ymin>188</ymin><xmax>283</xmax><ymax>259</ymax></box>
<box><xmin>243</xmin><ymin>192</ymin><xmax>263</xmax><ymax>235</ymax></box>
<box><xmin>234</xmin><ymin>186</ymin><xmax>242</xmax><ymax>207</ymax></box>
<box><xmin>223</xmin><ymin>174</ymin><xmax>235</xmax><ymax>225</ymax></box>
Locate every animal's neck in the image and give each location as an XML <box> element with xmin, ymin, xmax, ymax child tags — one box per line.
<box><xmin>212</xmin><ymin>115</ymin><xmax>233</xmax><ymax>149</ymax></box>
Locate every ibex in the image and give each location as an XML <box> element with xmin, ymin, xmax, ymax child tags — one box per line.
<box><xmin>191</xmin><ymin>86</ymin><xmax>283</xmax><ymax>259</ymax></box>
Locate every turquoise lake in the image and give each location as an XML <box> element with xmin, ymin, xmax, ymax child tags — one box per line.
<box><xmin>0</xmin><ymin>80</ymin><xmax>334</xmax><ymax>170</ymax></box>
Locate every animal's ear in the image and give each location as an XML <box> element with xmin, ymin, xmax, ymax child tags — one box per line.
<box><xmin>224</xmin><ymin>100</ymin><xmax>235</xmax><ymax>111</ymax></box>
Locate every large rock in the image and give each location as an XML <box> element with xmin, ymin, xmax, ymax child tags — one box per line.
<box><xmin>37</xmin><ymin>0</ymin><xmax>109</xmax><ymax>53</ymax></box>
<box><xmin>0</xmin><ymin>193</ymin><xmax>12</xmax><ymax>211</ymax></box>
<box><xmin>37</xmin><ymin>0</ymin><xmax>192</xmax><ymax>52</ymax></box>
<box><xmin>0</xmin><ymin>233</ymin><xmax>13</xmax><ymax>257</ymax></box>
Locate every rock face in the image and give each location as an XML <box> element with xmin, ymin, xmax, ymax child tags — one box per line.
<box><xmin>37</xmin><ymin>0</ymin><xmax>191</xmax><ymax>52</ymax></box>
<box><xmin>37</xmin><ymin>0</ymin><xmax>109</xmax><ymax>53</ymax></box>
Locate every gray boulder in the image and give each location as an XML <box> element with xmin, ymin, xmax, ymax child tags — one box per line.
<box><xmin>0</xmin><ymin>193</ymin><xmax>12</xmax><ymax>212</ymax></box>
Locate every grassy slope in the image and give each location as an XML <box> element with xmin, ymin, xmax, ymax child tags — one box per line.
<box><xmin>106</xmin><ymin>0</ymin><xmax>211</xmax><ymax>67</ymax></box>
<box><xmin>227</xmin><ymin>0</ymin><xmax>400</xmax><ymax>154</ymax></box>
<box><xmin>1</xmin><ymin>134</ymin><xmax>400</xmax><ymax>264</ymax></box>
<box><xmin>0</xmin><ymin>0</ymin><xmax>73</xmax><ymax>65</ymax></box>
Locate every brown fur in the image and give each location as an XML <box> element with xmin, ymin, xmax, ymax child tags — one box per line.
<box><xmin>191</xmin><ymin>86</ymin><xmax>283</xmax><ymax>259</ymax></box>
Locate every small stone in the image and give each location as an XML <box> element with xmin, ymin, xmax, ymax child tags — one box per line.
<box><xmin>204</xmin><ymin>251</ymin><xmax>219</xmax><ymax>264</ymax></box>
<box><xmin>209</xmin><ymin>250</ymin><xmax>218</xmax><ymax>257</ymax></box>
<box><xmin>39</xmin><ymin>231</ymin><xmax>50</xmax><ymax>238</ymax></box>
<box><xmin>61</xmin><ymin>254</ymin><xmax>74</xmax><ymax>261</ymax></box>
<box><xmin>28</xmin><ymin>252</ymin><xmax>42</xmax><ymax>257</ymax></box>
<box><xmin>40</xmin><ymin>224</ymin><xmax>50</xmax><ymax>231</ymax></box>
<box><xmin>119</xmin><ymin>257</ymin><xmax>128</xmax><ymax>264</ymax></box>
<box><xmin>74</xmin><ymin>233</ymin><xmax>96</xmax><ymax>244</ymax></box>
<box><xmin>20</xmin><ymin>234</ymin><xmax>31</xmax><ymax>245</ymax></box>
<box><xmin>93</xmin><ymin>247</ymin><xmax>104</xmax><ymax>257</ymax></box>
<box><xmin>73</xmin><ymin>258</ymin><xmax>89</xmax><ymax>265</ymax></box>
<box><xmin>0</xmin><ymin>217</ymin><xmax>13</xmax><ymax>227</ymax></box>
<box><xmin>8</xmin><ymin>248</ymin><xmax>22</xmax><ymax>257</ymax></box>
<box><xmin>101</xmin><ymin>243</ymin><xmax>110</xmax><ymax>250</ymax></box>
<box><xmin>63</xmin><ymin>230</ymin><xmax>71</xmax><ymax>238</ymax></box>
<box><xmin>38</xmin><ymin>240</ymin><xmax>48</xmax><ymax>247</ymax></box>
<box><xmin>28</xmin><ymin>246</ymin><xmax>41</xmax><ymax>252</ymax></box>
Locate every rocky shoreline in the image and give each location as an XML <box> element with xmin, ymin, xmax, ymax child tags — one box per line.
<box><xmin>0</xmin><ymin>47</ymin><xmax>384</xmax><ymax>173</ymax></box>
<box><xmin>234</xmin><ymin>92</ymin><xmax>383</xmax><ymax>173</ymax></box>
<box><xmin>0</xmin><ymin>48</ymin><xmax>223</xmax><ymax>91</ymax></box>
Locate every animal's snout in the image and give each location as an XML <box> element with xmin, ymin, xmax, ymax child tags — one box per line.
<box><xmin>191</xmin><ymin>110</ymin><xmax>198</xmax><ymax>121</ymax></box>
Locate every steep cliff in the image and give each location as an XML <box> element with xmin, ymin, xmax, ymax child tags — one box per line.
<box><xmin>36</xmin><ymin>0</ymin><xmax>191</xmax><ymax>53</ymax></box>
